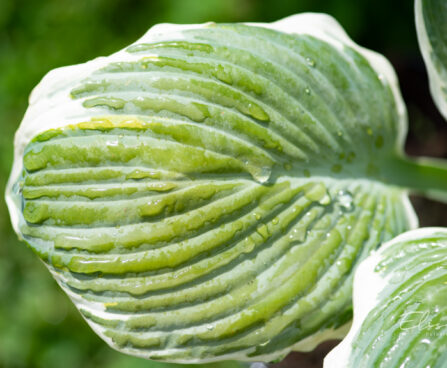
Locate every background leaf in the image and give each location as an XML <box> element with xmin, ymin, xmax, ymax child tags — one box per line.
<box><xmin>324</xmin><ymin>228</ymin><xmax>447</xmax><ymax>367</ymax></box>
<box><xmin>416</xmin><ymin>0</ymin><xmax>447</xmax><ymax>120</ymax></box>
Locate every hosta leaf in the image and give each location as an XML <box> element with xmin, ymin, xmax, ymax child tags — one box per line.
<box><xmin>416</xmin><ymin>0</ymin><xmax>447</xmax><ymax>120</ymax></box>
<box><xmin>7</xmin><ymin>13</ymin><xmax>447</xmax><ymax>363</ymax></box>
<box><xmin>324</xmin><ymin>228</ymin><xmax>447</xmax><ymax>368</ymax></box>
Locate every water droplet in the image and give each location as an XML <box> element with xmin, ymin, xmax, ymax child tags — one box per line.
<box><xmin>244</xmin><ymin>237</ymin><xmax>256</xmax><ymax>253</ymax></box>
<box><xmin>375</xmin><ymin>135</ymin><xmax>384</xmax><ymax>148</ymax></box>
<box><xmin>337</xmin><ymin>131</ymin><xmax>343</xmax><ymax>137</ymax></box>
<box><xmin>346</xmin><ymin>151</ymin><xmax>356</xmax><ymax>163</ymax></box>
<box><xmin>106</xmin><ymin>139</ymin><xmax>119</xmax><ymax>147</ymax></box>
<box><xmin>206</xmin><ymin>324</ymin><xmax>214</xmax><ymax>331</ymax></box>
<box><xmin>254</xmin><ymin>213</ymin><xmax>261</xmax><ymax>220</ymax></box>
<box><xmin>251</xmin><ymin>363</ymin><xmax>268</xmax><ymax>368</ymax></box>
<box><xmin>253</xmin><ymin>166</ymin><xmax>271</xmax><ymax>184</ymax></box>
<box><xmin>389</xmin><ymin>272</ymin><xmax>406</xmax><ymax>284</ymax></box>
<box><xmin>272</xmin><ymin>217</ymin><xmax>279</xmax><ymax>225</ymax></box>
<box><xmin>337</xmin><ymin>190</ymin><xmax>354</xmax><ymax>212</ymax></box>
<box><xmin>257</xmin><ymin>223</ymin><xmax>270</xmax><ymax>239</ymax></box>
<box><xmin>305</xmin><ymin>183</ymin><xmax>331</xmax><ymax>205</ymax></box>
<box><xmin>331</xmin><ymin>164</ymin><xmax>342</xmax><ymax>173</ymax></box>
<box><xmin>378</xmin><ymin>73</ymin><xmax>384</xmax><ymax>81</ymax></box>
<box><xmin>305</xmin><ymin>57</ymin><xmax>316</xmax><ymax>67</ymax></box>
<box><xmin>259</xmin><ymin>339</ymin><xmax>270</xmax><ymax>347</ymax></box>
<box><xmin>289</xmin><ymin>227</ymin><xmax>306</xmax><ymax>242</ymax></box>
<box><xmin>304</xmin><ymin>87</ymin><xmax>311</xmax><ymax>95</ymax></box>
<box><xmin>319</xmin><ymin>193</ymin><xmax>331</xmax><ymax>205</ymax></box>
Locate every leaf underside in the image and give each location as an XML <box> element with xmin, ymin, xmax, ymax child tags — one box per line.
<box><xmin>11</xmin><ymin>19</ymin><xmax>415</xmax><ymax>362</ymax></box>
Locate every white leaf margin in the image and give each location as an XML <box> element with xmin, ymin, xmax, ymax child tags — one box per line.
<box><xmin>415</xmin><ymin>0</ymin><xmax>447</xmax><ymax>121</ymax></box>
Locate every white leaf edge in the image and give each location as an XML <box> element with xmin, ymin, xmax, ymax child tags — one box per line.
<box><xmin>323</xmin><ymin>227</ymin><xmax>447</xmax><ymax>368</ymax></box>
<box><xmin>415</xmin><ymin>0</ymin><xmax>447</xmax><ymax>121</ymax></box>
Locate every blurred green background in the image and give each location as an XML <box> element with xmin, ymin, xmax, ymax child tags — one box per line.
<box><xmin>1</xmin><ymin>1</ymin><xmax>446</xmax><ymax>367</ymax></box>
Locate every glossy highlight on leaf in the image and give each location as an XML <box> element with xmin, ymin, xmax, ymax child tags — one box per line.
<box><xmin>7</xmin><ymin>13</ymin><xmax>434</xmax><ymax>363</ymax></box>
<box><xmin>325</xmin><ymin>228</ymin><xmax>447</xmax><ymax>368</ymax></box>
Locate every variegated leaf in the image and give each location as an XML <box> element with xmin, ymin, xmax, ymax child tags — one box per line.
<box><xmin>9</xmin><ymin>13</ymin><xmax>446</xmax><ymax>363</ymax></box>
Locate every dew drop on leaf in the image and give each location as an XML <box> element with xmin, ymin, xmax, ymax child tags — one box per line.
<box><xmin>319</xmin><ymin>193</ymin><xmax>332</xmax><ymax>205</ymax></box>
<box><xmin>331</xmin><ymin>164</ymin><xmax>342</xmax><ymax>173</ymax></box>
<box><xmin>375</xmin><ymin>135</ymin><xmax>384</xmax><ymax>148</ymax></box>
<box><xmin>251</xmin><ymin>363</ymin><xmax>269</xmax><ymax>368</ymax></box>
<box><xmin>305</xmin><ymin>183</ymin><xmax>331</xmax><ymax>205</ymax></box>
<box><xmin>244</xmin><ymin>237</ymin><xmax>256</xmax><ymax>253</ymax></box>
<box><xmin>253</xmin><ymin>166</ymin><xmax>272</xmax><ymax>184</ymax></box>
<box><xmin>389</xmin><ymin>272</ymin><xmax>406</xmax><ymax>284</ymax></box>
<box><xmin>305</xmin><ymin>57</ymin><xmax>316</xmax><ymax>67</ymax></box>
<box><xmin>346</xmin><ymin>151</ymin><xmax>356</xmax><ymax>163</ymax></box>
<box><xmin>289</xmin><ymin>227</ymin><xmax>307</xmax><ymax>242</ymax></box>
<box><xmin>257</xmin><ymin>223</ymin><xmax>270</xmax><ymax>239</ymax></box>
<box><xmin>337</xmin><ymin>190</ymin><xmax>354</xmax><ymax>212</ymax></box>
